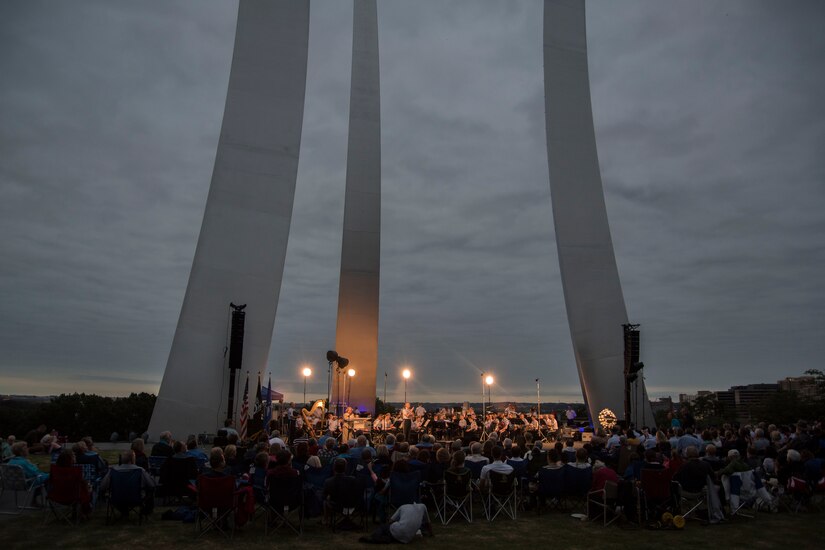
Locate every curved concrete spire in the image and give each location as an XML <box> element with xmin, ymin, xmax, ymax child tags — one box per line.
<box><xmin>543</xmin><ymin>0</ymin><xmax>654</xmax><ymax>427</ymax></box>
<box><xmin>334</xmin><ymin>0</ymin><xmax>381</xmax><ymax>415</ymax></box>
<box><xmin>148</xmin><ymin>1</ymin><xmax>310</xmax><ymax>439</ymax></box>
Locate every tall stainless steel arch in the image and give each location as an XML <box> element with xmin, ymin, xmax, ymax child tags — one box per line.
<box><xmin>148</xmin><ymin>1</ymin><xmax>310</xmax><ymax>439</ymax></box>
<box><xmin>334</xmin><ymin>0</ymin><xmax>381</xmax><ymax>415</ymax></box>
<box><xmin>543</xmin><ymin>0</ymin><xmax>654</xmax><ymax>427</ymax></box>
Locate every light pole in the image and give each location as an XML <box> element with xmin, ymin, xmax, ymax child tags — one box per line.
<box><xmin>536</xmin><ymin>378</ymin><xmax>541</xmax><ymax>417</ymax></box>
<box><xmin>302</xmin><ymin>366</ymin><xmax>312</xmax><ymax>405</ymax></box>
<box><xmin>481</xmin><ymin>372</ymin><xmax>486</xmax><ymax>419</ymax></box>
<box><xmin>485</xmin><ymin>375</ymin><xmax>494</xmax><ymax>414</ymax></box>
<box><xmin>347</xmin><ymin>368</ymin><xmax>355</xmax><ymax>407</ymax></box>
<box><xmin>402</xmin><ymin>368</ymin><xmax>411</xmax><ymax>403</ymax></box>
<box><xmin>383</xmin><ymin>372</ymin><xmax>387</xmax><ymax>406</ymax></box>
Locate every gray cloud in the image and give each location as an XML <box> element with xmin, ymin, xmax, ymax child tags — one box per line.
<box><xmin>1</xmin><ymin>0</ymin><xmax>823</xmax><ymax>403</ymax></box>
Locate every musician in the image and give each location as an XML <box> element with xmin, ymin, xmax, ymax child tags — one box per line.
<box><xmin>342</xmin><ymin>406</ymin><xmax>356</xmax><ymax>442</ymax></box>
<box><xmin>401</xmin><ymin>402</ymin><xmax>414</xmax><ymax>441</ymax></box>
<box><xmin>414</xmin><ymin>403</ymin><xmax>427</xmax><ymax>418</ymax></box>
<box><xmin>547</xmin><ymin>412</ymin><xmax>559</xmax><ymax>439</ymax></box>
<box><xmin>326</xmin><ymin>413</ymin><xmax>340</xmax><ymax>438</ymax></box>
<box><xmin>504</xmin><ymin>403</ymin><xmax>515</xmax><ymax>418</ymax></box>
<box><xmin>526</xmin><ymin>415</ymin><xmax>540</xmax><ymax>432</ymax></box>
<box><xmin>497</xmin><ymin>416</ymin><xmax>510</xmax><ymax>437</ymax></box>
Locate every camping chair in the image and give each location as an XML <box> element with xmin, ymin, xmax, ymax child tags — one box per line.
<box><xmin>106</xmin><ymin>468</ymin><xmax>149</xmax><ymax>525</ymax></box>
<box><xmin>465</xmin><ymin>460</ymin><xmax>486</xmax><ymax>511</ymax></box>
<box><xmin>0</xmin><ymin>463</ymin><xmax>44</xmax><ymax>514</ymax></box>
<box><xmin>587</xmin><ymin>480</ymin><xmax>619</xmax><ymax>526</ymax></box>
<box><xmin>726</xmin><ymin>470</ymin><xmax>773</xmax><ymax>518</ymax></box>
<box><xmin>382</xmin><ymin>469</ymin><xmax>422</xmax><ymax>520</ymax></box>
<box><xmin>44</xmin><ymin>466</ymin><xmax>85</xmax><ymax>526</ymax></box>
<box><xmin>158</xmin><ymin>456</ymin><xmax>197</xmax><ymax>503</ymax></box>
<box><xmin>388</xmin><ymin>470</ymin><xmax>422</xmax><ymax>511</ymax></box>
<box><xmin>536</xmin><ymin>467</ymin><xmax>565</xmax><ymax>513</ymax></box>
<box><xmin>639</xmin><ymin>468</ymin><xmax>676</xmax><ymax>523</ymax></box>
<box><xmin>302</xmin><ymin>462</ymin><xmax>333</xmax><ymax>518</ymax></box>
<box><xmin>485</xmin><ymin>470</ymin><xmax>517</xmax><ymax>521</ymax></box>
<box><xmin>266</xmin><ymin>474</ymin><xmax>303</xmax><ymax>535</ymax></box>
<box><xmin>420</xmin><ymin>462</ymin><xmax>445</xmax><ymax>522</ymax></box>
<box><xmin>326</xmin><ymin>475</ymin><xmax>366</xmax><ymax>532</ymax></box>
<box><xmin>781</xmin><ymin>476</ymin><xmax>812</xmax><ymax>513</ymax></box>
<box><xmin>249</xmin><ymin>468</ymin><xmax>268</xmax><ymax>524</ymax></box>
<box><xmin>147</xmin><ymin>456</ymin><xmax>167</xmax><ymax>480</ymax></box>
<box><xmin>442</xmin><ymin>469</ymin><xmax>472</xmax><ymax>524</ymax></box>
<box><xmin>354</xmin><ymin>462</ymin><xmax>383</xmax><ymax>521</ymax></box>
<box><xmin>506</xmin><ymin>459</ymin><xmax>529</xmax><ymax>509</ymax></box>
<box><xmin>195</xmin><ymin>475</ymin><xmax>237</xmax><ymax>538</ymax></box>
<box><xmin>74</xmin><ymin>463</ymin><xmax>101</xmax><ymax>510</ymax></box>
<box><xmin>561</xmin><ymin>465</ymin><xmax>592</xmax><ymax>512</ymax></box>
<box><xmin>679</xmin><ymin>482</ymin><xmax>711</xmax><ymax>523</ymax></box>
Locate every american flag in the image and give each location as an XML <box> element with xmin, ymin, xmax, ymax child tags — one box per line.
<box><xmin>239</xmin><ymin>374</ymin><xmax>249</xmax><ymax>441</ymax></box>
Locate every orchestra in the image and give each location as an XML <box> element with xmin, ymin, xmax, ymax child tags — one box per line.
<box><xmin>287</xmin><ymin>400</ymin><xmax>569</xmax><ymax>446</ymax></box>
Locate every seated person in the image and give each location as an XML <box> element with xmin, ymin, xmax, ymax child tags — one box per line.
<box><xmin>8</xmin><ymin>441</ymin><xmax>49</xmax><ymax>489</ymax></box>
<box><xmin>184</xmin><ymin>438</ymin><xmax>209</xmax><ymax>462</ymax></box>
<box><xmin>100</xmin><ymin>449</ymin><xmax>155</xmax><ymax>515</ymax></box>
<box><xmin>150</xmin><ymin>431</ymin><xmax>174</xmax><ymax>458</ymax></box>
<box><xmin>590</xmin><ymin>460</ymin><xmax>618</xmax><ymax>493</ymax></box>
<box><xmin>323</xmin><ymin>457</ymin><xmax>357</xmax><ymax>525</ymax></box>
<box><xmin>130</xmin><ymin>438</ymin><xmax>149</xmax><ymax>471</ymax></box>
<box><xmin>268</xmin><ymin>449</ymin><xmax>299</xmax><ymax>479</ymax></box>
<box><xmin>51</xmin><ymin>449</ymin><xmax>92</xmax><ymax>517</ymax></box>
<box><xmin>479</xmin><ymin>446</ymin><xmax>514</xmax><ymax>491</ymax></box>
<box><xmin>74</xmin><ymin>440</ymin><xmax>108</xmax><ymax>480</ymax></box>
<box><xmin>201</xmin><ymin>447</ymin><xmax>230</xmax><ymax>478</ymax></box>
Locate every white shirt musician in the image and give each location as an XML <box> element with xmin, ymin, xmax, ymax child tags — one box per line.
<box><xmin>415</xmin><ymin>404</ymin><xmax>426</xmax><ymax>418</ymax></box>
<box><xmin>342</xmin><ymin>406</ymin><xmax>356</xmax><ymax>441</ymax></box>
<box><xmin>401</xmin><ymin>403</ymin><xmax>413</xmax><ymax>439</ymax></box>
<box><xmin>546</xmin><ymin>414</ymin><xmax>559</xmax><ymax>432</ymax></box>
<box><xmin>497</xmin><ymin>417</ymin><xmax>510</xmax><ymax>433</ymax></box>
<box><xmin>328</xmin><ymin>416</ymin><xmax>340</xmax><ymax>434</ymax></box>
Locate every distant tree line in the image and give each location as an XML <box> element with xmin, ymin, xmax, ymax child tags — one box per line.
<box><xmin>0</xmin><ymin>393</ymin><xmax>156</xmax><ymax>442</ymax></box>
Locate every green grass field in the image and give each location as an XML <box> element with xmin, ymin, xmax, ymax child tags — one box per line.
<box><xmin>6</xmin><ymin>452</ymin><xmax>820</xmax><ymax>550</ymax></box>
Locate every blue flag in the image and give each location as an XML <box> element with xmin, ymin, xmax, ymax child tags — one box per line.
<box><xmin>264</xmin><ymin>374</ymin><xmax>272</xmax><ymax>434</ymax></box>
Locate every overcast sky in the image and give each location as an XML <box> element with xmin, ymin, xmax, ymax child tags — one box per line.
<box><xmin>1</xmin><ymin>0</ymin><xmax>823</xmax><ymax>404</ymax></box>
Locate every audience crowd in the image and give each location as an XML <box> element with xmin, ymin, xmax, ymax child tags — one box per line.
<box><xmin>2</xmin><ymin>410</ymin><xmax>824</xmax><ymax>538</ymax></box>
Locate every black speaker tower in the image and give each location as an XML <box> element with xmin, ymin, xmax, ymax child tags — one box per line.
<box><xmin>226</xmin><ymin>303</ymin><xmax>247</xmax><ymax>423</ymax></box>
<box><xmin>622</xmin><ymin>324</ymin><xmax>643</xmax><ymax>425</ymax></box>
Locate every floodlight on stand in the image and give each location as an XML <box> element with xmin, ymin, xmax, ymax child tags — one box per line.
<box><xmin>347</xmin><ymin>368</ymin><xmax>355</xmax><ymax>377</ymax></box>
<box><xmin>326</xmin><ymin>350</ymin><xmax>339</xmax><ymax>363</ymax></box>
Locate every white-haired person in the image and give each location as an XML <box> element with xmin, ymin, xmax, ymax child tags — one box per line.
<box><xmin>8</xmin><ymin>441</ymin><xmax>49</xmax><ymax>494</ymax></box>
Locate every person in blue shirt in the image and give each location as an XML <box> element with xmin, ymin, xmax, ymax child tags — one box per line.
<box><xmin>8</xmin><ymin>441</ymin><xmax>49</xmax><ymax>489</ymax></box>
<box><xmin>184</xmin><ymin>438</ymin><xmax>209</xmax><ymax>461</ymax></box>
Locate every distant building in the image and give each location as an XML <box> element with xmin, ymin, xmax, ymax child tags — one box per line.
<box><xmin>778</xmin><ymin>376</ymin><xmax>818</xmax><ymax>399</ymax></box>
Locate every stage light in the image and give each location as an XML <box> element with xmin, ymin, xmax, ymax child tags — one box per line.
<box><xmin>338</xmin><ymin>356</ymin><xmax>349</xmax><ymax>368</ymax></box>
<box><xmin>485</xmin><ymin>375</ymin><xmax>494</xmax><ymax>386</ymax></box>
<box><xmin>402</xmin><ymin>369</ymin><xmax>411</xmax><ymax>379</ymax></box>
<box><xmin>302</xmin><ymin>367</ymin><xmax>312</xmax><ymax>377</ymax></box>
<box><xmin>347</xmin><ymin>368</ymin><xmax>355</xmax><ymax>377</ymax></box>
<box><xmin>326</xmin><ymin>350</ymin><xmax>339</xmax><ymax>363</ymax></box>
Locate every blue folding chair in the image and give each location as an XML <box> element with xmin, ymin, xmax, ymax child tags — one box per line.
<box><xmin>388</xmin><ymin>470</ymin><xmax>422</xmax><ymax>510</ymax></box>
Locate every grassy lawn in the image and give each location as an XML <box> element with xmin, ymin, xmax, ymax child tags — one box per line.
<box><xmin>7</xmin><ymin>453</ymin><xmax>820</xmax><ymax>549</ymax></box>
<box><xmin>3</xmin><ymin>501</ymin><xmax>822</xmax><ymax>550</ymax></box>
